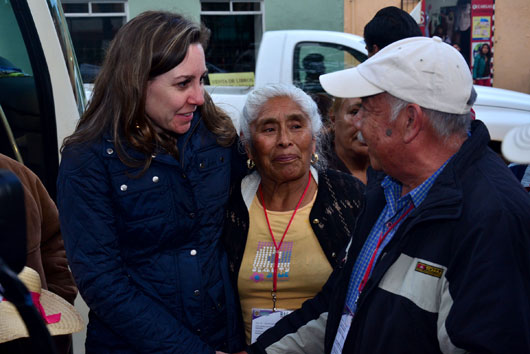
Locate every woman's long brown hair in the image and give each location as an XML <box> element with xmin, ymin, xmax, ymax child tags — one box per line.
<box><xmin>62</xmin><ymin>11</ymin><xmax>236</xmax><ymax>172</ymax></box>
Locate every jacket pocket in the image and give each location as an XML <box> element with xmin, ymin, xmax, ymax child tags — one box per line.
<box><xmin>111</xmin><ymin>168</ymin><xmax>174</xmax><ymax>225</ymax></box>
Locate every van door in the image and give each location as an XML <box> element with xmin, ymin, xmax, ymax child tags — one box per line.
<box><xmin>0</xmin><ymin>0</ymin><xmax>85</xmax><ymax>200</ymax></box>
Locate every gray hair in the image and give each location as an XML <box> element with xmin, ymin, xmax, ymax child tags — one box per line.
<box><xmin>385</xmin><ymin>92</ymin><xmax>472</xmax><ymax>138</ymax></box>
<box><xmin>240</xmin><ymin>84</ymin><xmax>326</xmax><ymax>168</ymax></box>
<box><xmin>386</xmin><ymin>93</ymin><xmax>409</xmax><ymax>122</ymax></box>
<box><xmin>240</xmin><ymin>84</ymin><xmax>323</xmax><ymax>145</ymax></box>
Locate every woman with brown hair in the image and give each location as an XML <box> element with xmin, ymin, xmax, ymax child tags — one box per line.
<box><xmin>57</xmin><ymin>11</ymin><xmax>245</xmax><ymax>353</ymax></box>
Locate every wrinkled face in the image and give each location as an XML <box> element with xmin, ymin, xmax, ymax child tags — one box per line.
<box><xmin>333</xmin><ymin>97</ymin><xmax>368</xmax><ymax>157</ymax></box>
<box><xmin>145</xmin><ymin>43</ymin><xmax>207</xmax><ymax>135</ymax></box>
<box><xmin>353</xmin><ymin>93</ymin><xmax>400</xmax><ymax>172</ymax></box>
<box><xmin>248</xmin><ymin>96</ymin><xmax>315</xmax><ymax>184</ymax></box>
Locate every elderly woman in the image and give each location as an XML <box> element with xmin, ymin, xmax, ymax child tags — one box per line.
<box><xmin>222</xmin><ymin>84</ymin><xmax>364</xmax><ymax>344</ymax></box>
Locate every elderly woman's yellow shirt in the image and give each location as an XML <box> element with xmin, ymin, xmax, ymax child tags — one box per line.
<box><xmin>238</xmin><ymin>191</ymin><xmax>332</xmax><ymax>343</ymax></box>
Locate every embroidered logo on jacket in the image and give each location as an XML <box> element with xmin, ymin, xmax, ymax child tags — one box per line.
<box><xmin>415</xmin><ymin>262</ymin><xmax>444</xmax><ymax>278</ymax></box>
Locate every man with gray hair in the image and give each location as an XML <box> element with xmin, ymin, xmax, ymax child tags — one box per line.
<box><xmin>247</xmin><ymin>36</ymin><xmax>530</xmax><ymax>354</ymax></box>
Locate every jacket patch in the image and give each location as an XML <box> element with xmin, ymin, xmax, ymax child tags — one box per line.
<box><xmin>378</xmin><ymin>254</ymin><xmax>447</xmax><ymax>313</ymax></box>
<box><xmin>415</xmin><ymin>262</ymin><xmax>444</xmax><ymax>278</ymax></box>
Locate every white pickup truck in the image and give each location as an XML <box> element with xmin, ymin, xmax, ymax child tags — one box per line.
<box><xmin>208</xmin><ymin>30</ymin><xmax>530</xmax><ymax>147</ymax></box>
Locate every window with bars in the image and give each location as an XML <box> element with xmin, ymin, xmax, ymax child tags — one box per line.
<box><xmin>200</xmin><ymin>0</ymin><xmax>263</xmax><ymax>82</ymax></box>
<box><xmin>62</xmin><ymin>1</ymin><xmax>127</xmax><ymax>83</ymax></box>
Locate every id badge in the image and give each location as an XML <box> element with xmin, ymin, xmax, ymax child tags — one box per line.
<box><xmin>250</xmin><ymin>308</ymin><xmax>292</xmax><ymax>344</ymax></box>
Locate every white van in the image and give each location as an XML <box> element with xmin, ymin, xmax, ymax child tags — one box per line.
<box><xmin>0</xmin><ymin>0</ymin><xmax>85</xmax><ymax>198</ymax></box>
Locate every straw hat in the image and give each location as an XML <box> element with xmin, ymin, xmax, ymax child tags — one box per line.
<box><xmin>0</xmin><ymin>266</ymin><xmax>84</xmax><ymax>343</ymax></box>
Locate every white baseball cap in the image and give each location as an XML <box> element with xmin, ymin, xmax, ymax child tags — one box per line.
<box><xmin>501</xmin><ymin>124</ymin><xmax>530</xmax><ymax>164</ymax></box>
<box><xmin>319</xmin><ymin>36</ymin><xmax>474</xmax><ymax>115</ymax></box>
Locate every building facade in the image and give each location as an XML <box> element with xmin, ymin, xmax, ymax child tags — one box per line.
<box><xmin>62</xmin><ymin>0</ymin><xmax>530</xmax><ymax>94</ymax></box>
<box><xmin>61</xmin><ymin>0</ymin><xmax>343</xmax><ymax>83</ymax></box>
<box><xmin>343</xmin><ymin>0</ymin><xmax>530</xmax><ymax>94</ymax></box>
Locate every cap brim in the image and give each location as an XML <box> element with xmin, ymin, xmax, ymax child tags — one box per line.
<box><xmin>501</xmin><ymin>124</ymin><xmax>530</xmax><ymax>164</ymax></box>
<box><xmin>319</xmin><ymin>66</ymin><xmax>384</xmax><ymax>98</ymax></box>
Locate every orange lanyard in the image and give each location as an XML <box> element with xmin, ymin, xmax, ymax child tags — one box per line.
<box><xmin>259</xmin><ymin>173</ymin><xmax>312</xmax><ymax>311</ymax></box>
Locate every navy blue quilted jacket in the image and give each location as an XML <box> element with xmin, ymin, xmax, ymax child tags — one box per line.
<box><xmin>57</xmin><ymin>112</ymin><xmax>245</xmax><ymax>353</ymax></box>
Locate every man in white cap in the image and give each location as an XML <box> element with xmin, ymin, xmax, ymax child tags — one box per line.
<box><xmin>246</xmin><ymin>36</ymin><xmax>530</xmax><ymax>354</ymax></box>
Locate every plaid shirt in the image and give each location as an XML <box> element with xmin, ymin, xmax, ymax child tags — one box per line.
<box><xmin>344</xmin><ymin>159</ymin><xmax>450</xmax><ymax>314</ymax></box>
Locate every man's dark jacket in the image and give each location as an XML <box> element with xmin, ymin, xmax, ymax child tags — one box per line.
<box><xmin>249</xmin><ymin>120</ymin><xmax>530</xmax><ymax>354</ymax></box>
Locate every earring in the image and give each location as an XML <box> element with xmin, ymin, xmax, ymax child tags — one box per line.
<box><xmin>311</xmin><ymin>153</ymin><xmax>319</xmax><ymax>165</ymax></box>
<box><xmin>247</xmin><ymin>159</ymin><xmax>255</xmax><ymax>169</ymax></box>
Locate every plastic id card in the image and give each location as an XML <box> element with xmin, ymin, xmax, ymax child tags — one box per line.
<box><xmin>251</xmin><ymin>308</ymin><xmax>292</xmax><ymax>344</ymax></box>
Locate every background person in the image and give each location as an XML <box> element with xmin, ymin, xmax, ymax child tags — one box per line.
<box><xmin>57</xmin><ymin>11</ymin><xmax>245</xmax><ymax>353</ymax></box>
<box><xmin>321</xmin><ymin>6</ymin><xmax>422</xmax><ymax>185</ymax></box>
<box><xmin>0</xmin><ymin>153</ymin><xmax>77</xmax><ymax>354</ymax></box>
<box><xmin>473</xmin><ymin>43</ymin><xmax>492</xmax><ymax>86</ymax></box>
<box><xmin>301</xmin><ymin>53</ymin><xmax>326</xmax><ymax>92</ymax></box>
<box><xmin>308</xmin><ymin>92</ymin><xmax>334</xmax><ymax>130</ymax></box>
<box><xmin>455</xmin><ymin>0</ymin><xmax>472</xmax><ymax>65</ymax></box>
<box><xmin>0</xmin><ymin>266</ymin><xmax>83</xmax><ymax>353</ymax></box>
<box><xmin>432</xmin><ymin>24</ymin><xmax>447</xmax><ymax>41</ymax></box>
<box><xmin>509</xmin><ymin>163</ymin><xmax>530</xmax><ymax>192</ymax></box>
<box><xmin>323</xmin><ymin>97</ymin><xmax>369</xmax><ymax>184</ymax></box>
<box><xmin>502</xmin><ymin>123</ymin><xmax>530</xmax><ymax>192</ymax></box>
<box><xmin>363</xmin><ymin>6</ymin><xmax>422</xmax><ymax>58</ymax></box>
<box><xmin>222</xmin><ymin>84</ymin><xmax>364</xmax><ymax>345</ymax></box>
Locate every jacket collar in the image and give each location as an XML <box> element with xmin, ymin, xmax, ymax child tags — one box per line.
<box><xmin>100</xmin><ymin>111</ymin><xmax>203</xmax><ymax>166</ymax></box>
<box><xmin>416</xmin><ymin>120</ymin><xmax>490</xmax><ymax>214</ymax></box>
<box><xmin>346</xmin><ymin>121</ymin><xmax>491</xmax><ymax>271</ymax></box>
<box><xmin>365</xmin><ymin>120</ymin><xmax>491</xmax><ymax>227</ymax></box>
